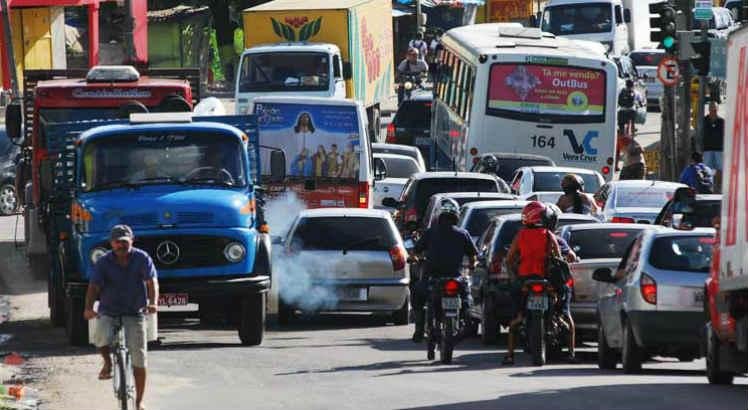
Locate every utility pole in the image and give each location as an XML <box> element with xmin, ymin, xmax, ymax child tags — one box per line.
<box><xmin>675</xmin><ymin>0</ymin><xmax>694</xmax><ymax>173</ymax></box>
<box><xmin>416</xmin><ymin>0</ymin><xmax>423</xmax><ymax>29</ymax></box>
<box><xmin>0</xmin><ymin>0</ymin><xmax>20</xmax><ymax>99</ymax></box>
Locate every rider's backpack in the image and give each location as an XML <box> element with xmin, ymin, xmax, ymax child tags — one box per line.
<box><xmin>694</xmin><ymin>164</ymin><xmax>715</xmax><ymax>194</ymax></box>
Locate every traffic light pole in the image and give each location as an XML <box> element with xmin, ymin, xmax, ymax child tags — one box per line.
<box><xmin>660</xmin><ymin>84</ymin><xmax>678</xmax><ymax>181</ymax></box>
<box><xmin>694</xmin><ymin>25</ymin><xmax>709</xmax><ymax>153</ymax></box>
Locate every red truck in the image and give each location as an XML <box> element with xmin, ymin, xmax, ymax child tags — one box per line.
<box><xmin>704</xmin><ymin>26</ymin><xmax>748</xmax><ymax>384</ymax></box>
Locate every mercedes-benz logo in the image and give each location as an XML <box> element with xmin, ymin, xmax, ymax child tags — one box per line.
<box><xmin>156</xmin><ymin>240</ymin><xmax>180</xmax><ymax>265</ymax></box>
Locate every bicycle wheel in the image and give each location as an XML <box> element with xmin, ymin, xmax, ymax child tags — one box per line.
<box><xmin>114</xmin><ymin>348</ymin><xmax>133</xmax><ymax>410</ymax></box>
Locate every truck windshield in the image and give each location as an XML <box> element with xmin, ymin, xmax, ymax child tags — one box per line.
<box><xmin>541</xmin><ymin>3</ymin><xmax>613</xmax><ymax>35</ymax></box>
<box><xmin>81</xmin><ymin>133</ymin><xmax>247</xmax><ymax>192</ymax></box>
<box><xmin>238</xmin><ymin>52</ymin><xmax>330</xmax><ymax>92</ymax></box>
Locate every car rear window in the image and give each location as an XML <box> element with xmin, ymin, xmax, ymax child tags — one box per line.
<box><xmin>381</xmin><ymin>156</ymin><xmax>420</xmax><ymax>178</ymax></box>
<box><xmin>415</xmin><ymin>179</ymin><xmax>499</xmax><ymax>215</ymax></box>
<box><xmin>493</xmin><ymin>220</ymin><xmax>523</xmax><ymax>252</ymax></box>
<box><xmin>495</xmin><ymin>159</ymin><xmax>552</xmax><ymax>182</ymax></box>
<box><xmin>558</xmin><ymin>217</ymin><xmax>598</xmax><ymax>229</ymax></box>
<box><xmin>568</xmin><ymin>229</ymin><xmax>643</xmax><ymax>259</ymax></box>
<box><xmin>463</xmin><ymin>207</ymin><xmax>524</xmax><ymax>237</ymax></box>
<box><xmin>533</xmin><ymin>172</ymin><xmax>601</xmax><ymax>193</ymax></box>
<box><xmin>394</xmin><ymin>101</ymin><xmax>431</xmax><ymax>128</ymax></box>
<box><xmin>676</xmin><ymin>200</ymin><xmax>721</xmax><ymax>228</ymax></box>
<box><xmin>630</xmin><ymin>52</ymin><xmax>664</xmax><ymax>67</ymax></box>
<box><xmin>614</xmin><ymin>187</ymin><xmax>675</xmax><ymax>208</ymax></box>
<box><xmin>291</xmin><ymin>217</ymin><xmax>397</xmax><ymax>251</ymax></box>
<box><xmin>649</xmin><ymin>236</ymin><xmax>714</xmax><ymax>272</ymax></box>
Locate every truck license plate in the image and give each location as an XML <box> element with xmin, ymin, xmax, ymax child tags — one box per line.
<box><xmin>337</xmin><ymin>287</ymin><xmax>368</xmax><ymax>302</ymax></box>
<box><xmin>527</xmin><ymin>295</ymin><xmax>548</xmax><ymax>311</ymax></box>
<box><xmin>441</xmin><ymin>297</ymin><xmax>460</xmax><ymax>310</ymax></box>
<box><xmin>158</xmin><ymin>293</ymin><xmax>188</xmax><ymax>306</ymax></box>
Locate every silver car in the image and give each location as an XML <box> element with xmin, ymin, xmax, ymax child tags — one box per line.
<box><xmin>594</xmin><ymin>180</ymin><xmax>687</xmax><ymax>224</ymax></box>
<box><xmin>558</xmin><ymin>223</ymin><xmax>655</xmax><ymax>341</ymax></box>
<box><xmin>630</xmin><ymin>49</ymin><xmax>666</xmax><ymax>107</ymax></box>
<box><xmin>510</xmin><ymin>166</ymin><xmax>605</xmax><ymax>200</ymax></box>
<box><xmin>593</xmin><ymin>227</ymin><xmax>715</xmax><ymax>373</ymax></box>
<box><xmin>457</xmin><ymin>200</ymin><xmax>530</xmax><ymax>244</ymax></box>
<box><xmin>372</xmin><ymin>153</ymin><xmax>425</xmax><ymax>211</ymax></box>
<box><xmin>277</xmin><ymin>208</ymin><xmax>410</xmax><ymax>324</ymax></box>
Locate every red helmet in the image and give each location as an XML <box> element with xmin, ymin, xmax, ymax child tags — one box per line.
<box><xmin>522</xmin><ymin>201</ymin><xmax>547</xmax><ymax>227</ymax></box>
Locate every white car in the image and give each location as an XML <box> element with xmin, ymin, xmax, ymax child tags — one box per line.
<box><xmin>510</xmin><ymin>166</ymin><xmax>605</xmax><ymax>201</ymax></box>
<box><xmin>594</xmin><ymin>180</ymin><xmax>687</xmax><ymax>224</ymax></box>
<box><xmin>373</xmin><ymin>152</ymin><xmax>425</xmax><ymax>210</ymax></box>
<box><xmin>630</xmin><ymin>49</ymin><xmax>666</xmax><ymax>107</ymax></box>
<box><xmin>457</xmin><ymin>200</ymin><xmax>530</xmax><ymax>243</ymax></box>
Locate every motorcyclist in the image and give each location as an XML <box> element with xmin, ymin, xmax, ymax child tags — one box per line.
<box><xmin>396</xmin><ymin>47</ymin><xmax>429</xmax><ymax>105</ymax></box>
<box><xmin>410</xmin><ymin>201</ymin><xmax>478</xmax><ymax>343</ymax></box>
<box><xmin>503</xmin><ymin>201</ymin><xmax>561</xmax><ymax>365</ymax></box>
<box><xmin>556</xmin><ymin>174</ymin><xmax>599</xmax><ymax>216</ymax></box>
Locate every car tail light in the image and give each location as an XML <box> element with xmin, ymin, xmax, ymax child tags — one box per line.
<box><xmin>640</xmin><ymin>273</ymin><xmax>657</xmax><ymax>305</ymax></box>
<box><xmin>404</xmin><ymin>208</ymin><xmax>417</xmax><ymax>223</ymax></box>
<box><xmin>386</xmin><ymin>123</ymin><xmax>396</xmax><ymax>143</ymax></box>
<box><xmin>611</xmin><ymin>216</ymin><xmax>635</xmax><ymax>223</ymax></box>
<box><xmin>444</xmin><ymin>279</ymin><xmax>460</xmax><ymax>296</ymax></box>
<box><xmin>358</xmin><ymin>182</ymin><xmax>369</xmax><ymax>208</ymax></box>
<box><xmin>389</xmin><ymin>245</ymin><xmax>407</xmax><ymax>271</ymax></box>
<box><xmin>530</xmin><ymin>283</ymin><xmax>545</xmax><ymax>294</ymax></box>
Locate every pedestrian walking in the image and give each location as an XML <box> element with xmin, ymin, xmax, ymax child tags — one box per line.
<box><xmin>679</xmin><ymin>152</ymin><xmax>715</xmax><ymax>194</ymax></box>
<box><xmin>619</xmin><ymin>136</ymin><xmax>646</xmax><ymax>180</ymax></box>
<box><xmin>702</xmin><ymin>101</ymin><xmax>724</xmax><ymax>189</ymax></box>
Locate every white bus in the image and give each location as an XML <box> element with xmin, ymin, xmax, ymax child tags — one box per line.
<box><xmin>430</xmin><ymin>24</ymin><xmax>618</xmax><ymax>181</ymax></box>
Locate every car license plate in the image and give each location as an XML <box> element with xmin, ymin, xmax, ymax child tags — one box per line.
<box><xmin>337</xmin><ymin>287</ymin><xmax>368</xmax><ymax>302</ymax></box>
<box><xmin>415</xmin><ymin>137</ymin><xmax>431</xmax><ymax>146</ymax></box>
<box><xmin>441</xmin><ymin>297</ymin><xmax>460</xmax><ymax>310</ymax></box>
<box><xmin>158</xmin><ymin>293</ymin><xmax>188</xmax><ymax>306</ymax></box>
<box><xmin>693</xmin><ymin>290</ymin><xmax>705</xmax><ymax>306</ymax></box>
<box><xmin>526</xmin><ymin>295</ymin><xmax>548</xmax><ymax>311</ymax></box>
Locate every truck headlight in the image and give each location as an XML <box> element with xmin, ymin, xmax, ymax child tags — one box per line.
<box><xmin>90</xmin><ymin>247</ymin><xmax>108</xmax><ymax>264</ymax></box>
<box><xmin>223</xmin><ymin>242</ymin><xmax>246</xmax><ymax>262</ymax></box>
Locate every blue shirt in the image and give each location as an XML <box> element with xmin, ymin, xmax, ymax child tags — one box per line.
<box><xmin>91</xmin><ymin>248</ymin><xmax>157</xmax><ymax>316</ymax></box>
<box><xmin>415</xmin><ymin>224</ymin><xmax>478</xmax><ymax>276</ymax></box>
<box><xmin>679</xmin><ymin>162</ymin><xmax>712</xmax><ymax>189</ymax></box>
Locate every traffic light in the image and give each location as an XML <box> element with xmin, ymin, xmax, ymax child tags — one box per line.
<box><xmin>650</xmin><ymin>1</ymin><xmax>678</xmax><ymax>53</ymax></box>
<box><xmin>690</xmin><ymin>38</ymin><xmax>711</xmax><ymax>76</ymax></box>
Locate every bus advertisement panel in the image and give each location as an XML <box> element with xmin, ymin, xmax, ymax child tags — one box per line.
<box><xmin>255</xmin><ymin>101</ymin><xmax>364</xmax><ymax>208</ymax></box>
<box><xmin>487</xmin><ymin>63</ymin><xmax>606</xmax><ymax>119</ymax></box>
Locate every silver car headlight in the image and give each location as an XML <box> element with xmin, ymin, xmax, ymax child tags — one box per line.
<box><xmin>90</xmin><ymin>247</ymin><xmax>108</xmax><ymax>264</ymax></box>
<box><xmin>223</xmin><ymin>242</ymin><xmax>246</xmax><ymax>262</ymax></box>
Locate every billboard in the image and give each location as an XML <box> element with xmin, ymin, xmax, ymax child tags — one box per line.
<box><xmin>487</xmin><ymin>64</ymin><xmax>606</xmax><ymax>116</ymax></box>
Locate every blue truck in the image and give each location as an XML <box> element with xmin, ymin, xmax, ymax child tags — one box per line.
<box><xmin>44</xmin><ymin>113</ymin><xmax>281</xmax><ymax>346</ymax></box>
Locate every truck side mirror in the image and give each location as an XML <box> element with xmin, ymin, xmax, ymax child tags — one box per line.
<box><xmin>343</xmin><ymin>62</ymin><xmax>352</xmax><ymax>80</ymax></box>
<box><xmin>270</xmin><ymin>150</ymin><xmax>286</xmax><ymax>183</ymax></box>
<box><xmin>5</xmin><ymin>101</ymin><xmax>23</xmax><ymax>144</ymax></box>
<box><xmin>374</xmin><ymin>157</ymin><xmax>387</xmax><ymax>181</ymax></box>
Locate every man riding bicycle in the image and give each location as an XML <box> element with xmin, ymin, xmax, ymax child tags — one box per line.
<box><xmin>410</xmin><ymin>201</ymin><xmax>478</xmax><ymax>343</ymax></box>
<box><xmin>83</xmin><ymin>225</ymin><xmax>158</xmax><ymax>410</ymax></box>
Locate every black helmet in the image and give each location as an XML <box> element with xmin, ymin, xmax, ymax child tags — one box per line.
<box><xmin>437</xmin><ymin>198</ymin><xmax>460</xmax><ymax>225</ymax></box>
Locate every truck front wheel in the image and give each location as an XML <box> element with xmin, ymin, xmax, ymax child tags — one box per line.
<box><xmin>65</xmin><ymin>294</ymin><xmax>89</xmax><ymax>346</ymax></box>
<box><xmin>238</xmin><ymin>293</ymin><xmax>265</xmax><ymax>346</ymax></box>
<box><xmin>706</xmin><ymin>324</ymin><xmax>734</xmax><ymax>385</ymax></box>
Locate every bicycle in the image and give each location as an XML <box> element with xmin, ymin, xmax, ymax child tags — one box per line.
<box><xmin>110</xmin><ymin>316</ymin><xmax>136</xmax><ymax>410</ymax></box>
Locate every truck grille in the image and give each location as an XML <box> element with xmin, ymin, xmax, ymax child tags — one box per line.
<box><xmin>176</xmin><ymin>212</ymin><xmax>214</xmax><ymax>224</ymax></box>
<box><xmin>121</xmin><ymin>213</ymin><xmax>159</xmax><ymax>227</ymax></box>
<box><xmin>133</xmin><ymin>235</ymin><xmax>236</xmax><ymax>269</ymax></box>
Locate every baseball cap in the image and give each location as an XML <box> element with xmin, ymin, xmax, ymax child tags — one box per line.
<box><xmin>110</xmin><ymin>224</ymin><xmax>134</xmax><ymax>242</ymax></box>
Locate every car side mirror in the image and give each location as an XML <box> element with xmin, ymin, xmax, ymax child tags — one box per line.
<box><xmin>343</xmin><ymin>62</ymin><xmax>352</xmax><ymax>80</ymax></box>
<box><xmin>382</xmin><ymin>197</ymin><xmax>399</xmax><ymax>208</ymax></box>
<box><xmin>374</xmin><ymin>157</ymin><xmax>387</xmax><ymax>181</ymax></box>
<box><xmin>271</xmin><ymin>235</ymin><xmax>284</xmax><ymax>245</ymax></box>
<box><xmin>592</xmin><ymin>268</ymin><xmax>615</xmax><ymax>283</ymax></box>
<box><xmin>5</xmin><ymin>101</ymin><xmax>23</xmax><ymax>144</ymax></box>
<box><xmin>269</xmin><ymin>150</ymin><xmax>286</xmax><ymax>183</ymax></box>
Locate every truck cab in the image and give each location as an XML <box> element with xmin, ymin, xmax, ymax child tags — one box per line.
<box><xmin>541</xmin><ymin>0</ymin><xmax>631</xmax><ymax>56</ymax></box>
<box><xmin>49</xmin><ymin>114</ymin><xmax>276</xmax><ymax>346</ymax></box>
<box><xmin>235</xmin><ymin>43</ymin><xmax>348</xmax><ymax>114</ymax></box>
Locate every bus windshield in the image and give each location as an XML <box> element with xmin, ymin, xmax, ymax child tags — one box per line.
<box><xmin>486</xmin><ymin>63</ymin><xmax>607</xmax><ymax>123</ymax></box>
<box><xmin>541</xmin><ymin>3</ymin><xmax>613</xmax><ymax>35</ymax></box>
<box><xmin>81</xmin><ymin>133</ymin><xmax>247</xmax><ymax>192</ymax></box>
<box><xmin>238</xmin><ymin>52</ymin><xmax>330</xmax><ymax>92</ymax></box>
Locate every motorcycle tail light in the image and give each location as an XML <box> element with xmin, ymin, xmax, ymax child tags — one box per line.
<box><xmin>386</xmin><ymin>123</ymin><xmax>396</xmax><ymax>143</ymax></box>
<box><xmin>444</xmin><ymin>279</ymin><xmax>460</xmax><ymax>296</ymax></box>
<box><xmin>530</xmin><ymin>283</ymin><xmax>545</xmax><ymax>294</ymax></box>
<box><xmin>566</xmin><ymin>277</ymin><xmax>574</xmax><ymax>288</ymax></box>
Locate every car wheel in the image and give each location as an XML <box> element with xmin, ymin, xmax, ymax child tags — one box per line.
<box><xmin>238</xmin><ymin>293</ymin><xmax>265</xmax><ymax>346</ymax></box>
<box><xmin>706</xmin><ymin>323</ymin><xmax>734</xmax><ymax>385</ymax></box>
<box><xmin>392</xmin><ymin>297</ymin><xmax>410</xmax><ymax>325</ymax></box>
<box><xmin>622</xmin><ymin>319</ymin><xmax>642</xmax><ymax>374</ymax></box>
<box><xmin>278</xmin><ymin>298</ymin><xmax>294</xmax><ymax>326</ymax></box>
<box><xmin>0</xmin><ymin>184</ymin><xmax>18</xmax><ymax>215</ymax></box>
<box><xmin>597</xmin><ymin>322</ymin><xmax>617</xmax><ymax>370</ymax></box>
<box><xmin>480</xmin><ymin>297</ymin><xmax>498</xmax><ymax>345</ymax></box>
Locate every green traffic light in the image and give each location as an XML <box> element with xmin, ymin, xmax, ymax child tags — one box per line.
<box><xmin>663</xmin><ymin>36</ymin><xmax>675</xmax><ymax>49</ymax></box>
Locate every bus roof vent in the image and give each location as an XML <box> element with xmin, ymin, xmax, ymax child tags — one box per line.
<box><xmin>86</xmin><ymin>65</ymin><xmax>140</xmax><ymax>83</ymax></box>
<box><xmin>497</xmin><ymin>26</ymin><xmax>544</xmax><ymax>40</ymax></box>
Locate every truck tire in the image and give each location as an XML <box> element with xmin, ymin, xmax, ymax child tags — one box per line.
<box><xmin>706</xmin><ymin>324</ymin><xmax>734</xmax><ymax>385</ymax></box>
<box><xmin>597</xmin><ymin>321</ymin><xmax>617</xmax><ymax>370</ymax></box>
<box><xmin>622</xmin><ymin>320</ymin><xmax>642</xmax><ymax>374</ymax></box>
<box><xmin>481</xmin><ymin>298</ymin><xmax>498</xmax><ymax>345</ymax></box>
<box><xmin>238</xmin><ymin>293</ymin><xmax>265</xmax><ymax>346</ymax></box>
<box><xmin>49</xmin><ymin>268</ymin><xmax>66</xmax><ymax>327</ymax></box>
<box><xmin>65</xmin><ymin>294</ymin><xmax>89</xmax><ymax>346</ymax></box>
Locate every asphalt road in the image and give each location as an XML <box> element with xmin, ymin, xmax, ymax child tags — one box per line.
<box><xmin>0</xmin><ymin>215</ymin><xmax>745</xmax><ymax>410</ymax></box>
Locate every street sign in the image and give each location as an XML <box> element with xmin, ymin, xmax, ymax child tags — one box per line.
<box><xmin>657</xmin><ymin>57</ymin><xmax>680</xmax><ymax>86</ymax></box>
<box><xmin>694</xmin><ymin>0</ymin><xmax>713</xmax><ymax>21</ymax></box>
<box><xmin>709</xmin><ymin>37</ymin><xmax>728</xmax><ymax>79</ymax></box>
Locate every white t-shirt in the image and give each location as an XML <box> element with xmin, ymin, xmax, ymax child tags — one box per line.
<box><xmin>408</xmin><ymin>39</ymin><xmax>428</xmax><ymax>58</ymax></box>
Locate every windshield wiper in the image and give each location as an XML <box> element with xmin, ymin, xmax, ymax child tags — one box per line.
<box><xmin>129</xmin><ymin>177</ymin><xmax>176</xmax><ymax>185</ymax></box>
<box><xmin>179</xmin><ymin>176</ymin><xmax>236</xmax><ymax>187</ymax></box>
<box><xmin>93</xmin><ymin>180</ymin><xmax>138</xmax><ymax>191</ymax></box>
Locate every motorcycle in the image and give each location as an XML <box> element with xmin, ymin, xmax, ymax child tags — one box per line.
<box><xmin>520</xmin><ymin>278</ymin><xmax>571</xmax><ymax>366</ymax></box>
<box><xmin>425</xmin><ymin>276</ymin><xmax>466</xmax><ymax>364</ymax></box>
<box><xmin>397</xmin><ymin>72</ymin><xmax>426</xmax><ymax>105</ymax></box>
